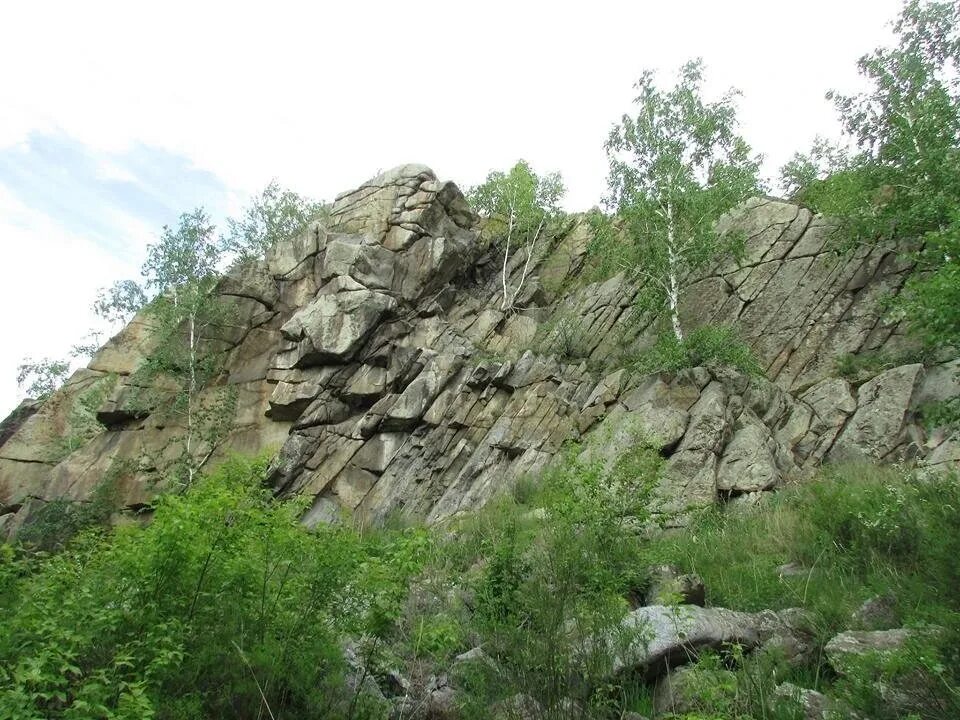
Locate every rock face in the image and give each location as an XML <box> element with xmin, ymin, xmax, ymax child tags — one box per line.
<box><xmin>1</xmin><ymin>166</ymin><xmax>957</xmax><ymax>534</ymax></box>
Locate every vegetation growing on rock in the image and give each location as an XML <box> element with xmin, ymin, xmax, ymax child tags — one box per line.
<box><xmin>600</xmin><ymin>58</ymin><xmax>761</xmax><ymax>343</ymax></box>
<box><xmin>467</xmin><ymin>160</ymin><xmax>566</xmax><ymax>315</ymax></box>
<box><xmin>1</xmin><ymin>1</ymin><xmax>960</xmax><ymax>718</ymax></box>
<box><xmin>1</xmin><ymin>454</ymin><xmax>958</xmax><ymax>719</ymax></box>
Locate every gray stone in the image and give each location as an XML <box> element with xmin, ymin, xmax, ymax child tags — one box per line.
<box><xmin>609</xmin><ymin>604</ymin><xmax>805</xmax><ymax>678</ymax></box>
<box><xmin>319</xmin><ymin>236</ymin><xmax>396</xmax><ymax>290</ymax></box>
<box><xmin>280</xmin><ymin>287</ymin><xmax>396</xmax><ymax>364</ymax></box>
<box><xmin>825</xmin><ymin>628</ymin><xmax>914</xmax><ymax>675</ymax></box>
<box><xmin>491</xmin><ymin>693</ymin><xmax>542</xmax><ymax>720</ymax></box>
<box><xmin>852</xmin><ymin>594</ymin><xmax>900</xmax><ymax>631</ymax></box>
<box><xmin>830</xmin><ymin>364</ymin><xmax>924</xmax><ymax>463</ymax></box>
<box><xmin>616</xmin><ymin>374</ymin><xmax>697</xmax><ymax>450</ymax></box>
<box><xmin>644</xmin><ymin>564</ymin><xmax>706</xmax><ymax>607</ymax></box>
<box><xmin>384</xmin><ymin>353</ymin><xmax>464</xmax><ymax>429</ymax></box>
<box><xmin>352</xmin><ymin>433</ymin><xmax>408</xmax><ymax>473</ymax></box>
<box><xmin>266</xmin><ymin>221</ymin><xmax>323</xmax><ymax>278</ymax></box>
<box><xmin>715</xmin><ymin>412</ymin><xmax>782</xmax><ymax>494</ymax></box>
<box><xmin>0</xmin><ymin>399</ymin><xmax>40</xmax><ymax>450</ymax></box>
<box><xmin>425</xmin><ymin>674</ymin><xmax>458</xmax><ymax>719</ymax></box>
<box><xmin>343</xmin><ymin>364</ymin><xmax>390</xmax><ymax>401</ymax></box>
<box><xmin>772</xmin><ymin>683</ymin><xmax>838</xmax><ymax>720</ymax></box>
<box><xmin>676</xmin><ymin>381</ymin><xmax>730</xmax><ymax>454</ymax></box>
<box><xmin>798</xmin><ymin>377</ymin><xmax>857</xmax><ymax>458</ymax></box>
<box><xmin>267</xmin><ymin>377</ymin><xmax>326</xmax><ymax>420</ymax></box>
<box><xmin>453</xmin><ymin>646</ymin><xmax>499</xmax><ymax>673</ymax></box>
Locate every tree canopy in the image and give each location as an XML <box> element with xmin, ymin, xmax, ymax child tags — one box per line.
<box><xmin>221</xmin><ymin>180</ymin><xmax>327</xmax><ymax>262</ymax></box>
<box><xmin>786</xmin><ymin>0</ymin><xmax>960</xmax><ymax>350</ymax></box>
<box><xmin>602</xmin><ymin>59</ymin><xmax>761</xmax><ymax>341</ymax></box>
<box><xmin>468</xmin><ymin>160</ymin><xmax>565</xmax><ymax>313</ymax></box>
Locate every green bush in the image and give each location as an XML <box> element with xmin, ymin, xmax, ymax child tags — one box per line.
<box><xmin>633</xmin><ymin>325</ymin><xmax>763</xmax><ymax>376</ymax></box>
<box><xmin>919</xmin><ymin>396</ymin><xmax>960</xmax><ymax>433</ymax></box>
<box><xmin>832</xmin><ymin>629</ymin><xmax>960</xmax><ymax>720</ymax></box>
<box><xmin>638</xmin><ymin>466</ymin><xmax>960</xmax><ymax>719</ymax></box>
<box><xmin>642</xmin><ymin>464</ymin><xmax>960</xmax><ymax>635</ymax></box>
<box><xmin>17</xmin><ymin>467</ymin><xmax>122</xmax><ymax>552</ymax></box>
<box><xmin>3</xmin><ymin>448</ymin><xmax>958</xmax><ymax>719</ymax></box>
<box><xmin>833</xmin><ymin>351</ymin><xmax>898</xmax><ymax>382</ymax></box>
<box><xmin>412</xmin><ymin>614</ymin><xmax>464</xmax><ymax>660</ymax></box>
<box><xmin>438</xmin><ymin>443</ymin><xmax>661</xmax><ymax>715</ymax></box>
<box><xmin>0</xmin><ymin>455</ymin><xmax>429</xmax><ymax>719</ymax></box>
<box><xmin>530</xmin><ymin>309</ymin><xmax>595</xmax><ymax>363</ymax></box>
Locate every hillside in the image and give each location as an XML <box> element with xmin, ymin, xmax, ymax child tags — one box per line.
<box><xmin>0</xmin><ymin>163</ymin><xmax>958</xmax><ymax>720</ymax></box>
<box><xmin>1</xmin><ymin>164</ymin><xmax>957</xmax><ymax>538</ymax></box>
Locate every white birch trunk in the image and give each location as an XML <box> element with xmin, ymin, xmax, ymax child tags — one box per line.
<box><xmin>510</xmin><ymin>215</ymin><xmax>545</xmax><ymax>310</ymax></box>
<box><xmin>666</xmin><ymin>199</ymin><xmax>683</xmax><ymax>342</ymax></box>
<box><xmin>501</xmin><ymin>191</ymin><xmax>516</xmax><ymax>312</ymax></box>
<box><xmin>186</xmin><ymin>309</ymin><xmax>197</xmax><ymax>484</ymax></box>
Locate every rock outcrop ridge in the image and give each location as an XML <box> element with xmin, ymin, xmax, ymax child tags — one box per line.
<box><xmin>1</xmin><ymin>164</ymin><xmax>957</xmax><ymax>535</ymax></box>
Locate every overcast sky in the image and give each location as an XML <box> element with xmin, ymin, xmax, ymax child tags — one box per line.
<box><xmin>0</xmin><ymin>0</ymin><xmax>903</xmax><ymax>417</ymax></box>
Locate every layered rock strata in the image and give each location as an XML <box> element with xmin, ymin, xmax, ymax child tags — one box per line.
<box><xmin>1</xmin><ymin>165</ymin><xmax>957</xmax><ymax>535</ymax></box>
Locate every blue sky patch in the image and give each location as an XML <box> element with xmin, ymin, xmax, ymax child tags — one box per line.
<box><xmin>0</xmin><ymin>132</ymin><xmax>231</xmax><ymax>263</ymax></box>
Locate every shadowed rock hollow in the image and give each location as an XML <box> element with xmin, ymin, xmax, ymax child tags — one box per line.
<box><xmin>1</xmin><ymin>164</ymin><xmax>958</xmax><ymax>535</ymax></box>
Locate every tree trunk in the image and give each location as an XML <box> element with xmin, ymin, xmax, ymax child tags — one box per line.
<box><xmin>186</xmin><ymin>309</ymin><xmax>197</xmax><ymax>484</ymax></box>
<box><xmin>501</xmin><ymin>194</ymin><xmax>516</xmax><ymax>312</ymax></box>
<box><xmin>666</xmin><ymin>199</ymin><xmax>684</xmax><ymax>342</ymax></box>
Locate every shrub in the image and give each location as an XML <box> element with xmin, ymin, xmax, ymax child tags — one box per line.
<box><xmin>412</xmin><ymin>614</ymin><xmax>464</xmax><ymax>660</ymax></box>
<box><xmin>0</xmin><ymin>455</ymin><xmax>428</xmax><ymax>719</ymax></box>
<box><xmin>642</xmin><ymin>464</ymin><xmax>960</xmax><ymax>633</ymax></box>
<box><xmin>804</xmin><ymin>467</ymin><xmax>924</xmax><ymax>570</ymax></box>
<box><xmin>532</xmin><ymin>310</ymin><xmax>594</xmax><ymax>362</ymax></box>
<box><xmin>833</xmin><ymin>351</ymin><xmax>898</xmax><ymax>382</ymax></box>
<box><xmin>633</xmin><ymin>325</ymin><xmax>763</xmax><ymax>376</ymax></box>
<box><xmin>4</xmin><ymin>449</ymin><xmax>958</xmax><ymax>719</ymax></box>
<box><xmin>919</xmin><ymin>396</ymin><xmax>960</xmax><ymax>433</ymax></box>
<box><xmin>443</xmin><ymin>443</ymin><xmax>660</xmax><ymax>714</ymax></box>
<box><xmin>16</xmin><ymin>467</ymin><xmax>122</xmax><ymax>552</ymax></box>
<box><xmin>833</xmin><ymin>629</ymin><xmax>960</xmax><ymax>720</ymax></box>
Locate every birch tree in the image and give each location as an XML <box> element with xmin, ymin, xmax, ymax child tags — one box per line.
<box><xmin>220</xmin><ymin>180</ymin><xmax>327</xmax><ymax>262</ymax></box>
<box><xmin>136</xmin><ymin>209</ymin><xmax>235</xmax><ymax>486</ymax></box>
<box><xmin>604</xmin><ymin>59</ymin><xmax>760</xmax><ymax>341</ymax></box>
<box><xmin>795</xmin><ymin>0</ymin><xmax>960</xmax><ymax>243</ymax></box>
<box><xmin>94</xmin><ymin>210</ymin><xmax>233</xmax><ymax>486</ymax></box>
<box><xmin>468</xmin><ymin>160</ymin><xmax>565</xmax><ymax>313</ymax></box>
<box><xmin>16</xmin><ymin>358</ymin><xmax>71</xmax><ymax>400</ymax></box>
<box><xmin>786</xmin><ymin>1</ymin><xmax>960</xmax><ymax>350</ymax></box>
<box><xmin>87</xmin><ymin>186</ymin><xmax>324</xmax><ymax>485</ymax></box>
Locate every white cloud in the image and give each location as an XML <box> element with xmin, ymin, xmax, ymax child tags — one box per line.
<box><xmin>0</xmin><ymin>1</ymin><xmax>901</xmax><ymax>202</ymax></box>
<box><xmin>0</xmin><ymin>187</ymin><xmax>136</xmax><ymax>414</ymax></box>
<box><xmin>0</xmin><ymin>0</ymin><xmax>905</xmax><ymax>417</ymax></box>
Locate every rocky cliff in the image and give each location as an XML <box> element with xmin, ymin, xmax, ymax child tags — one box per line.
<box><xmin>1</xmin><ymin>164</ymin><xmax>957</xmax><ymax>535</ymax></box>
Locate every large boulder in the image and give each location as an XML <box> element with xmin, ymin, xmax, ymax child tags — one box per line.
<box><xmin>609</xmin><ymin>605</ymin><xmax>807</xmax><ymax>679</ymax></box>
<box><xmin>824</xmin><ymin>628</ymin><xmax>914</xmax><ymax>675</ymax></box>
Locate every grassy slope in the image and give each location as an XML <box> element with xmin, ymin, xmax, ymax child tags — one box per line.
<box><xmin>1</xmin><ymin>452</ymin><xmax>958</xmax><ymax>719</ymax></box>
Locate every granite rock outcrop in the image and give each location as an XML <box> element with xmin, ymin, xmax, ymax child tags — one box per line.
<box><xmin>1</xmin><ymin>165</ymin><xmax>957</xmax><ymax>535</ymax></box>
